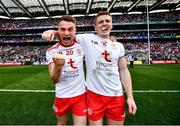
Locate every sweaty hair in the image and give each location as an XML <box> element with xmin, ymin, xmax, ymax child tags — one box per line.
<box><xmin>94</xmin><ymin>11</ymin><xmax>111</xmax><ymax>23</ymax></box>
<box><xmin>59</xmin><ymin>15</ymin><xmax>77</xmax><ymax>25</ymax></box>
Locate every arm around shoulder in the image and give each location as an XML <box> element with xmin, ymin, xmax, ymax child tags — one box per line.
<box><xmin>42</xmin><ymin>30</ymin><xmax>59</xmax><ymax>42</ymax></box>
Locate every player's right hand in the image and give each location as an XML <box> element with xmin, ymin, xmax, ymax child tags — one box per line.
<box><xmin>53</xmin><ymin>54</ymin><xmax>65</xmax><ymax>67</ymax></box>
<box><xmin>109</xmin><ymin>35</ymin><xmax>117</xmax><ymax>42</ymax></box>
<box><xmin>42</xmin><ymin>30</ymin><xmax>57</xmax><ymax>42</ymax></box>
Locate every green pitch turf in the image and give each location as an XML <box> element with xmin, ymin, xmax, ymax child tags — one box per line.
<box><xmin>0</xmin><ymin>64</ymin><xmax>180</xmax><ymax>125</ymax></box>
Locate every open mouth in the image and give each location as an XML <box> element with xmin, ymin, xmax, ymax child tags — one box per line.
<box><xmin>102</xmin><ymin>27</ymin><xmax>109</xmax><ymax>32</ymax></box>
<box><xmin>62</xmin><ymin>37</ymin><xmax>71</xmax><ymax>42</ymax></box>
<box><xmin>60</xmin><ymin>36</ymin><xmax>75</xmax><ymax>47</ymax></box>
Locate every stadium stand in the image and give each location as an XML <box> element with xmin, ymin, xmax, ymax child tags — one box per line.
<box><xmin>0</xmin><ymin>0</ymin><xmax>180</xmax><ymax>65</ymax></box>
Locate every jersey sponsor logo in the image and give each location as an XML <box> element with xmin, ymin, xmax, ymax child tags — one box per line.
<box><xmin>62</xmin><ymin>69</ymin><xmax>79</xmax><ymax>78</ymax></box>
<box><xmin>96</xmin><ymin>61</ymin><xmax>113</xmax><ymax>68</ymax></box>
<box><xmin>68</xmin><ymin>58</ymin><xmax>77</xmax><ymax>69</ymax></box>
<box><xmin>95</xmin><ymin>61</ymin><xmax>113</xmax><ymax>73</ymax></box>
<box><xmin>102</xmin><ymin>50</ymin><xmax>111</xmax><ymax>62</ymax></box>
<box><xmin>95</xmin><ymin>60</ymin><xmax>115</xmax><ymax>76</ymax></box>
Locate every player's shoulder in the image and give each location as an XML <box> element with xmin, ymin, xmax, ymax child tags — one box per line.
<box><xmin>47</xmin><ymin>43</ymin><xmax>61</xmax><ymax>52</ymax></box>
<box><xmin>76</xmin><ymin>33</ymin><xmax>94</xmax><ymax>39</ymax></box>
<box><xmin>71</xmin><ymin>42</ymin><xmax>82</xmax><ymax>48</ymax></box>
<box><xmin>116</xmin><ymin>41</ymin><xmax>124</xmax><ymax>48</ymax></box>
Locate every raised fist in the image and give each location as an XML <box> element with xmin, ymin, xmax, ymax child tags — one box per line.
<box><xmin>53</xmin><ymin>54</ymin><xmax>65</xmax><ymax>67</ymax></box>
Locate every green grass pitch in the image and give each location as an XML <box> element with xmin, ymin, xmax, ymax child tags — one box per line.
<box><xmin>0</xmin><ymin>64</ymin><xmax>180</xmax><ymax>125</ymax></box>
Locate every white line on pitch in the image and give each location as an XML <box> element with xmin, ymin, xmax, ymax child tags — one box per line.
<box><xmin>0</xmin><ymin>89</ymin><xmax>180</xmax><ymax>93</ymax></box>
<box><xmin>133</xmin><ymin>90</ymin><xmax>180</xmax><ymax>92</ymax></box>
<box><xmin>0</xmin><ymin>89</ymin><xmax>55</xmax><ymax>92</ymax></box>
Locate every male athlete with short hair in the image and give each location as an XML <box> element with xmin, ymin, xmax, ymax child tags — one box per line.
<box><xmin>46</xmin><ymin>16</ymin><xmax>87</xmax><ymax>125</ymax></box>
<box><xmin>76</xmin><ymin>11</ymin><xmax>137</xmax><ymax>125</ymax></box>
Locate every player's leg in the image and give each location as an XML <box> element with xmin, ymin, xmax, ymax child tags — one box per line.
<box><xmin>56</xmin><ymin>114</ymin><xmax>67</xmax><ymax>126</ymax></box>
<box><xmin>88</xmin><ymin>118</ymin><xmax>103</xmax><ymax>125</ymax></box>
<box><xmin>71</xmin><ymin>93</ymin><xmax>87</xmax><ymax>125</ymax></box>
<box><xmin>53</xmin><ymin>97</ymin><xmax>69</xmax><ymax>125</ymax></box>
<box><xmin>106</xmin><ymin>118</ymin><xmax>124</xmax><ymax>125</ymax></box>
<box><xmin>105</xmin><ymin>96</ymin><xmax>125</xmax><ymax>125</ymax></box>
<box><xmin>73</xmin><ymin>114</ymin><xmax>87</xmax><ymax>125</ymax></box>
<box><xmin>87</xmin><ymin>90</ymin><xmax>108</xmax><ymax>125</ymax></box>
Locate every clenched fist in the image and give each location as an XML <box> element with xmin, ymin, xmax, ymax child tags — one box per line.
<box><xmin>53</xmin><ymin>54</ymin><xmax>65</xmax><ymax>67</ymax></box>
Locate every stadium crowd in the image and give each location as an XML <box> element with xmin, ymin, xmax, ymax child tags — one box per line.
<box><xmin>0</xmin><ymin>41</ymin><xmax>179</xmax><ymax>64</ymax></box>
<box><xmin>0</xmin><ymin>11</ymin><xmax>179</xmax><ymax>28</ymax></box>
<box><xmin>0</xmin><ymin>45</ymin><xmax>49</xmax><ymax>64</ymax></box>
<box><xmin>0</xmin><ymin>11</ymin><xmax>179</xmax><ymax>64</ymax></box>
<box><xmin>0</xmin><ymin>31</ymin><xmax>178</xmax><ymax>43</ymax></box>
<box><xmin>123</xmin><ymin>41</ymin><xmax>180</xmax><ymax>63</ymax></box>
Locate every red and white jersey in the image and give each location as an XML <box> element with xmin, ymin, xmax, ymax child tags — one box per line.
<box><xmin>76</xmin><ymin>34</ymin><xmax>125</xmax><ymax>96</ymax></box>
<box><xmin>46</xmin><ymin>42</ymin><xmax>86</xmax><ymax>98</ymax></box>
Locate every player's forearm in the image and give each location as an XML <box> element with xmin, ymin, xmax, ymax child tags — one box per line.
<box><xmin>120</xmin><ymin>68</ymin><xmax>134</xmax><ymax>99</ymax></box>
<box><xmin>49</xmin><ymin>64</ymin><xmax>63</xmax><ymax>84</ymax></box>
<box><xmin>49</xmin><ymin>54</ymin><xmax>65</xmax><ymax>84</ymax></box>
<box><xmin>51</xmin><ymin>66</ymin><xmax>62</xmax><ymax>84</ymax></box>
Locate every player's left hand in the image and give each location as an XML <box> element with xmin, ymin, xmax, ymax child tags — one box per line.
<box><xmin>127</xmin><ymin>98</ymin><xmax>137</xmax><ymax>115</ymax></box>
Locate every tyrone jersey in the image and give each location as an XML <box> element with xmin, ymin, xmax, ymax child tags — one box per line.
<box><xmin>46</xmin><ymin>42</ymin><xmax>86</xmax><ymax>98</ymax></box>
<box><xmin>76</xmin><ymin>34</ymin><xmax>125</xmax><ymax>96</ymax></box>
